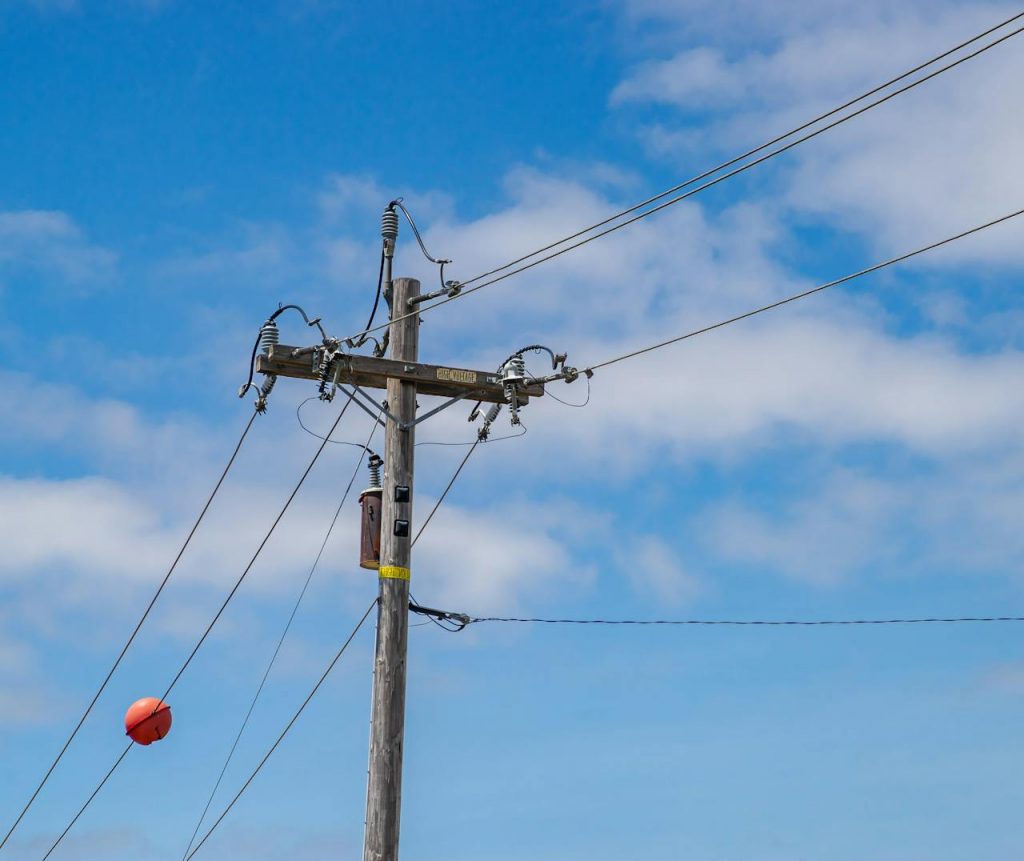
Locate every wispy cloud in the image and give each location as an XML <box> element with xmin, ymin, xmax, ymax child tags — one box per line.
<box><xmin>0</xmin><ymin>210</ymin><xmax>117</xmax><ymax>286</ymax></box>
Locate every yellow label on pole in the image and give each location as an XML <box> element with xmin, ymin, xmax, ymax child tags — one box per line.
<box><xmin>379</xmin><ymin>565</ymin><xmax>411</xmax><ymax>581</ymax></box>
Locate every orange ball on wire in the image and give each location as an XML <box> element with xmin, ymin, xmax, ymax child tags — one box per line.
<box><xmin>124</xmin><ymin>697</ymin><xmax>172</xmax><ymax>745</ymax></box>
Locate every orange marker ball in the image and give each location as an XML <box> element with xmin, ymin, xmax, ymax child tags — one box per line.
<box><xmin>124</xmin><ymin>697</ymin><xmax>172</xmax><ymax>745</ymax></box>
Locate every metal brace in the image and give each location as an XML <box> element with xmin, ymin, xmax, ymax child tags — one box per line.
<box><xmin>337</xmin><ymin>383</ymin><xmax>487</xmax><ymax>431</ymax></box>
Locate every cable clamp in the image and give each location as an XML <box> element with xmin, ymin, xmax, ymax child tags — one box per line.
<box><xmin>409</xmin><ymin>601</ymin><xmax>470</xmax><ymax>631</ymax></box>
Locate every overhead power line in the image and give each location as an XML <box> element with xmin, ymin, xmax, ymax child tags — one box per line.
<box><xmin>180</xmin><ymin>414</ymin><xmax>380</xmax><ymax>861</ymax></box>
<box><xmin>338</xmin><ymin>13</ymin><xmax>1024</xmax><ymax>347</ymax></box>
<box><xmin>468</xmin><ymin>615</ymin><xmax>1024</xmax><ymax>626</ymax></box>
<box><xmin>36</xmin><ymin>395</ymin><xmax>355</xmax><ymax>861</ymax></box>
<box><xmin>155</xmin><ymin>393</ymin><xmax>355</xmax><ymax>706</ymax></box>
<box><xmin>184</xmin><ymin>420</ymin><xmax>485</xmax><ymax>845</ymax></box>
<box><xmin>456</xmin><ymin>9</ymin><xmax>1024</xmax><ymax>292</ymax></box>
<box><xmin>581</xmin><ymin>206</ymin><xmax>1024</xmax><ymax>373</ymax></box>
<box><xmin>184</xmin><ymin>600</ymin><xmax>378</xmax><ymax>861</ymax></box>
<box><xmin>38</xmin><ymin>744</ymin><xmax>133</xmax><ymax>861</ymax></box>
<box><xmin>411</xmin><ymin>440</ymin><xmax>479</xmax><ymax>548</ymax></box>
<box><xmin>0</xmin><ymin>408</ymin><xmax>259</xmax><ymax>852</ymax></box>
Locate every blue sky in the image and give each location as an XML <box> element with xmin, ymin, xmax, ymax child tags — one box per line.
<box><xmin>3</xmin><ymin>1</ymin><xmax>1024</xmax><ymax>859</ymax></box>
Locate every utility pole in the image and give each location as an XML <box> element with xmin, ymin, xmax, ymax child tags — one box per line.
<box><xmin>363</xmin><ymin>276</ymin><xmax>419</xmax><ymax>861</ymax></box>
<box><xmin>251</xmin><ymin>214</ymin><xmax>570</xmax><ymax>858</ymax></box>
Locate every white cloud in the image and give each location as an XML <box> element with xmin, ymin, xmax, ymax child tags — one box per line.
<box><xmin>409</xmin><ymin>499</ymin><xmax>585</xmax><ymax>613</ymax></box>
<box><xmin>0</xmin><ymin>210</ymin><xmax>116</xmax><ymax>285</ymax></box>
<box><xmin>701</xmin><ymin>447</ymin><xmax>1024</xmax><ymax>584</ymax></box>
<box><xmin>6</xmin><ymin>153</ymin><xmax>1024</xmax><ymax>645</ymax></box>
<box><xmin>619</xmin><ymin>536</ymin><xmax>702</xmax><ymax>604</ymax></box>
<box><xmin>611</xmin><ymin>2</ymin><xmax>1024</xmax><ymax>261</ymax></box>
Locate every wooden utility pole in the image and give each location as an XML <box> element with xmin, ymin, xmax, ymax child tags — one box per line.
<box><xmin>253</xmin><ymin>272</ymin><xmax>551</xmax><ymax>861</ymax></box>
<box><xmin>363</xmin><ymin>276</ymin><xmax>420</xmax><ymax>861</ymax></box>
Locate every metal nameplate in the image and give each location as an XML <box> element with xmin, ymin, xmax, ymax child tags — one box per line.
<box><xmin>436</xmin><ymin>367</ymin><xmax>477</xmax><ymax>384</ymax></box>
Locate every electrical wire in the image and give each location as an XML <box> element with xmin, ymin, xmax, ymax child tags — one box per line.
<box><xmin>454</xmin><ymin>9</ymin><xmax>1024</xmax><ymax>292</ymax></box>
<box><xmin>300</xmin><ymin>394</ymin><xmax>526</xmax><ymax>448</ymax></box>
<box><xmin>241</xmin><ymin>303</ymin><xmax>328</xmax><ymax>397</ymax></box>
<box><xmin>155</xmin><ymin>393</ymin><xmax>355</xmax><ymax>706</ymax></box>
<box><xmin>38</xmin><ymin>743</ymin><xmax>133</xmax><ymax>861</ymax></box>
<box><xmin>392</xmin><ymin>199</ymin><xmax>450</xmax><ymax>266</ymax></box>
<box><xmin>351</xmin><ymin>246</ymin><xmax>386</xmax><ymax>349</ymax></box>
<box><xmin>179</xmin><ymin>414</ymin><xmax>379</xmax><ymax>861</ymax></box>
<box><xmin>183</xmin><ymin>600</ymin><xmax>378</xmax><ymax>861</ymax></box>
<box><xmin>36</xmin><ymin>395</ymin><xmax>355</xmax><ymax>861</ymax></box>
<box><xmin>338</xmin><ymin>18</ymin><xmax>1024</xmax><ymax>347</ymax></box>
<box><xmin>412</xmin><ymin>441</ymin><xmax>479</xmax><ymax>549</ymax></box>
<box><xmin>468</xmin><ymin>615</ymin><xmax>1024</xmax><ymax>626</ymax></box>
<box><xmin>0</xmin><ymin>409</ymin><xmax>258</xmax><ymax>852</ymax></box>
<box><xmin>415</xmin><ymin>427</ymin><xmax>528</xmax><ymax>446</ymax></box>
<box><xmin>406</xmin><ymin>436</ymin><xmax>484</xmax><ymax>632</ymax></box>
<box><xmin>525</xmin><ymin>363</ymin><xmax>591</xmax><ymax>408</ymax></box>
<box><xmin>582</xmin><ymin>206</ymin><xmax>1024</xmax><ymax>374</ymax></box>
<box><xmin>544</xmin><ymin>377</ymin><xmax>591</xmax><ymax>408</ymax></box>
<box><xmin>296</xmin><ymin>397</ymin><xmax>380</xmax><ymax>456</ymax></box>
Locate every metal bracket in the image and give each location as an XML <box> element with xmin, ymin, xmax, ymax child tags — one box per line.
<box><xmin>340</xmin><ymin>383</ymin><xmax>490</xmax><ymax>431</ymax></box>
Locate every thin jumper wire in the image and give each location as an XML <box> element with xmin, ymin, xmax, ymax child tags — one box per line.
<box><xmin>180</xmin><ymin>414</ymin><xmax>379</xmax><ymax>861</ymax></box>
<box><xmin>338</xmin><ymin>21</ymin><xmax>1024</xmax><ymax>347</ymax></box>
<box><xmin>0</xmin><ymin>408</ymin><xmax>259</xmax><ymax>852</ymax></box>
<box><xmin>183</xmin><ymin>600</ymin><xmax>378</xmax><ymax>861</ymax></box>
<box><xmin>584</xmin><ymin>206</ymin><xmax>1024</xmax><ymax>373</ymax></box>
<box><xmin>35</xmin><ymin>395</ymin><xmax>355</xmax><ymax>861</ymax></box>
<box><xmin>455</xmin><ymin>9</ymin><xmax>1024</xmax><ymax>290</ymax></box>
<box><xmin>38</xmin><ymin>744</ymin><xmax>133</xmax><ymax>861</ymax></box>
<box><xmin>468</xmin><ymin>616</ymin><xmax>1024</xmax><ymax>626</ymax></box>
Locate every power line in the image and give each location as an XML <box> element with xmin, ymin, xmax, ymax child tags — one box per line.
<box><xmin>455</xmin><ymin>9</ymin><xmax>1024</xmax><ymax>292</ymax></box>
<box><xmin>154</xmin><ymin>392</ymin><xmax>355</xmax><ymax>706</ymax></box>
<box><xmin>409</xmin><ymin>442</ymin><xmax>481</xmax><ymax>632</ymax></box>
<box><xmin>180</xmin><ymin>414</ymin><xmax>380</xmax><ymax>860</ymax></box>
<box><xmin>338</xmin><ymin>15</ymin><xmax>1024</xmax><ymax>347</ymax></box>
<box><xmin>583</xmin><ymin>206</ymin><xmax>1024</xmax><ymax>373</ymax></box>
<box><xmin>411</xmin><ymin>440</ymin><xmax>479</xmax><ymax>548</ymax></box>
<box><xmin>38</xmin><ymin>744</ymin><xmax>133</xmax><ymax>861</ymax></box>
<box><xmin>184</xmin><ymin>422</ymin><xmax>485</xmax><ymax>850</ymax></box>
<box><xmin>183</xmin><ymin>600</ymin><xmax>378</xmax><ymax>861</ymax></box>
<box><xmin>0</xmin><ymin>408</ymin><xmax>259</xmax><ymax>852</ymax></box>
<box><xmin>36</xmin><ymin>395</ymin><xmax>355</xmax><ymax>861</ymax></box>
<box><xmin>468</xmin><ymin>615</ymin><xmax>1024</xmax><ymax>626</ymax></box>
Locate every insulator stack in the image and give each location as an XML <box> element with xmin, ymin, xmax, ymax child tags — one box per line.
<box><xmin>258</xmin><ymin>319</ymin><xmax>279</xmax><ymax>354</ymax></box>
<box><xmin>502</xmin><ymin>354</ymin><xmax>527</xmax><ymax>425</ymax></box>
<box><xmin>381</xmin><ymin>207</ymin><xmax>399</xmax><ymax>243</ymax></box>
<box><xmin>368</xmin><ymin>454</ymin><xmax>382</xmax><ymax>489</ymax></box>
<box><xmin>502</xmin><ymin>354</ymin><xmax>527</xmax><ymax>384</ymax></box>
<box><xmin>359</xmin><ymin>454</ymin><xmax>384</xmax><ymax>570</ymax></box>
<box><xmin>478</xmin><ymin>402</ymin><xmax>502</xmax><ymax>441</ymax></box>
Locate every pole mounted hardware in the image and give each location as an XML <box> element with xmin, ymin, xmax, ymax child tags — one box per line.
<box><xmin>256</xmin><ymin>345</ymin><xmax>545</xmax><ymax>407</ymax></box>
